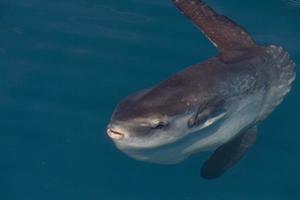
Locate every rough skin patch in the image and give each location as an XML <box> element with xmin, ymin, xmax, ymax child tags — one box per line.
<box><xmin>260</xmin><ymin>45</ymin><xmax>296</xmax><ymax>120</ymax></box>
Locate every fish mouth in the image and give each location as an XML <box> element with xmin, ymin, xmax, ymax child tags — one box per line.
<box><xmin>107</xmin><ymin>128</ymin><xmax>125</xmax><ymax>140</ymax></box>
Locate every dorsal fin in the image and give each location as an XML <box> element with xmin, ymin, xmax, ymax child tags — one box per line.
<box><xmin>172</xmin><ymin>0</ymin><xmax>257</xmax><ymax>61</ymax></box>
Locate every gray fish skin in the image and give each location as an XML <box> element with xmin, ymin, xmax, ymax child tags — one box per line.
<box><xmin>106</xmin><ymin>0</ymin><xmax>296</xmax><ymax>176</ymax></box>
<box><xmin>114</xmin><ymin>48</ymin><xmax>267</xmax><ymax>123</ymax></box>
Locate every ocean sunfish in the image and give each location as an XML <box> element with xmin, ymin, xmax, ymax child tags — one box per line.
<box><xmin>106</xmin><ymin>0</ymin><xmax>296</xmax><ymax>179</ymax></box>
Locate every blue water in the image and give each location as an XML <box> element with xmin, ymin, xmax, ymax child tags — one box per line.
<box><xmin>1</xmin><ymin>0</ymin><xmax>300</xmax><ymax>199</ymax></box>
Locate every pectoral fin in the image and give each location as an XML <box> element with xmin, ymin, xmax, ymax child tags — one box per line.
<box><xmin>188</xmin><ymin>99</ymin><xmax>225</xmax><ymax>128</ymax></box>
<box><xmin>201</xmin><ymin>127</ymin><xmax>257</xmax><ymax>179</ymax></box>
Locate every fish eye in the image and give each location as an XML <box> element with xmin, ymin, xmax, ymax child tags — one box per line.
<box><xmin>152</xmin><ymin>121</ymin><xmax>168</xmax><ymax>129</ymax></box>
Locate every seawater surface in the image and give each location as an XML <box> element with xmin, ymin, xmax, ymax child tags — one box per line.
<box><xmin>0</xmin><ymin>0</ymin><xmax>300</xmax><ymax>199</ymax></box>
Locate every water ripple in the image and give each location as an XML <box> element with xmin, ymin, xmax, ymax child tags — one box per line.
<box><xmin>284</xmin><ymin>0</ymin><xmax>300</xmax><ymax>7</ymax></box>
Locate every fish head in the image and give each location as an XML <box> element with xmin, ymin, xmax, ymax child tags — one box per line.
<box><xmin>107</xmin><ymin>86</ymin><xmax>228</xmax><ymax>163</ymax></box>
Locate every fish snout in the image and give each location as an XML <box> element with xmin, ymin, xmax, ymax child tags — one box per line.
<box><xmin>107</xmin><ymin>128</ymin><xmax>125</xmax><ymax>140</ymax></box>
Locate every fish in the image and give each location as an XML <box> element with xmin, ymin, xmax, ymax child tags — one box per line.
<box><xmin>106</xmin><ymin>0</ymin><xmax>296</xmax><ymax>179</ymax></box>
